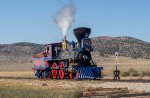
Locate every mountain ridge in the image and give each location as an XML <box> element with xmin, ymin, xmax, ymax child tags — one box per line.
<box><xmin>92</xmin><ymin>36</ymin><xmax>150</xmax><ymax>59</ymax></box>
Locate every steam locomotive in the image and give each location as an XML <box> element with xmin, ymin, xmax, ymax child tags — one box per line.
<box><xmin>33</xmin><ymin>27</ymin><xmax>103</xmax><ymax>79</ymax></box>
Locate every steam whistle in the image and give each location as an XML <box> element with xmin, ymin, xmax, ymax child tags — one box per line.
<box><xmin>62</xmin><ymin>36</ymin><xmax>68</xmax><ymax>50</ymax></box>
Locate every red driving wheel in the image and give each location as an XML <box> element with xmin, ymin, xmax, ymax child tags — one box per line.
<box><xmin>52</xmin><ymin>62</ymin><xmax>57</xmax><ymax>79</ymax></box>
<box><xmin>59</xmin><ymin>62</ymin><xmax>65</xmax><ymax>79</ymax></box>
<box><xmin>69</xmin><ymin>73</ymin><xmax>73</xmax><ymax>79</ymax></box>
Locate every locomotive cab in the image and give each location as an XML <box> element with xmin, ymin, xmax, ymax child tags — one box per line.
<box><xmin>45</xmin><ymin>43</ymin><xmax>62</xmax><ymax>59</ymax></box>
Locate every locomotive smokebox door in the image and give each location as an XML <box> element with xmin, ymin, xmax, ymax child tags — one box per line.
<box><xmin>81</xmin><ymin>38</ymin><xmax>92</xmax><ymax>52</ymax></box>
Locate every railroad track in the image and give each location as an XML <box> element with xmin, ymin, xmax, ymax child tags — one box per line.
<box><xmin>96</xmin><ymin>78</ymin><xmax>150</xmax><ymax>83</ymax></box>
<box><xmin>0</xmin><ymin>76</ymin><xmax>36</xmax><ymax>80</ymax></box>
<box><xmin>0</xmin><ymin>76</ymin><xmax>150</xmax><ymax>83</ymax></box>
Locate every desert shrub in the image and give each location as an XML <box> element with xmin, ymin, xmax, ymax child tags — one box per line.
<box><xmin>128</xmin><ymin>68</ymin><xmax>139</xmax><ymax>77</ymax></box>
<box><xmin>85</xmin><ymin>87</ymin><xmax>96</xmax><ymax>92</ymax></box>
<box><xmin>71</xmin><ymin>90</ymin><xmax>83</xmax><ymax>98</ymax></box>
<box><xmin>121</xmin><ymin>71</ymin><xmax>130</xmax><ymax>77</ymax></box>
<box><xmin>105</xmin><ymin>95</ymin><xmax>112</xmax><ymax>98</ymax></box>
<box><xmin>121</xmin><ymin>69</ymin><xmax>140</xmax><ymax>77</ymax></box>
<box><xmin>141</xmin><ymin>71</ymin><xmax>150</xmax><ymax>77</ymax></box>
<box><xmin>122</xmin><ymin>70</ymin><xmax>150</xmax><ymax>77</ymax></box>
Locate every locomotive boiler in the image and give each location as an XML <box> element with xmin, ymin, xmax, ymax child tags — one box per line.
<box><xmin>33</xmin><ymin>27</ymin><xmax>103</xmax><ymax>79</ymax></box>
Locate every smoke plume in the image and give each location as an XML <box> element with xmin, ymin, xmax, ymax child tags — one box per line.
<box><xmin>54</xmin><ymin>4</ymin><xmax>76</xmax><ymax>37</ymax></box>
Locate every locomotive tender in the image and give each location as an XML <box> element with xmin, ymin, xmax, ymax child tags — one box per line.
<box><xmin>33</xmin><ymin>27</ymin><xmax>103</xmax><ymax>79</ymax></box>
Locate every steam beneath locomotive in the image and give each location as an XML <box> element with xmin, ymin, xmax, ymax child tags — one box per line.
<box><xmin>54</xmin><ymin>4</ymin><xmax>76</xmax><ymax>37</ymax></box>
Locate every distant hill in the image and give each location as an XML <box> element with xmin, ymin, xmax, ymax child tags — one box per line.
<box><xmin>0</xmin><ymin>42</ymin><xmax>44</xmax><ymax>56</ymax></box>
<box><xmin>0</xmin><ymin>42</ymin><xmax>44</xmax><ymax>65</ymax></box>
<box><xmin>92</xmin><ymin>36</ymin><xmax>150</xmax><ymax>59</ymax></box>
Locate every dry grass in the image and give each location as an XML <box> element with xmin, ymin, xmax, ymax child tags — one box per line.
<box><xmin>0</xmin><ymin>63</ymin><xmax>34</xmax><ymax>78</ymax></box>
<box><xmin>0</xmin><ymin>63</ymin><xmax>32</xmax><ymax>72</ymax></box>
<box><xmin>0</xmin><ymin>79</ymin><xmax>86</xmax><ymax>98</ymax></box>
<box><xmin>0</xmin><ymin>78</ymin><xmax>104</xmax><ymax>98</ymax></box>
<box><xmin>0</xmin><ymin>72</ymin><xmax>34</xmax><ymax>77</ymax></box>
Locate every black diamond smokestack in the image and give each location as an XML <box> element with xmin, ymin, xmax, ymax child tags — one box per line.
<box><xmin>73</xmin><ymin>27</ymin><xmax>91</xmax><ymax>43</ymax></box>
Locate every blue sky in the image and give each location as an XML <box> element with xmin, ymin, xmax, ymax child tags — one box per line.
<box><xmin>0</xmin><ymin>0</ymin><xmax>150</xmax><ymax>44</ymax></box>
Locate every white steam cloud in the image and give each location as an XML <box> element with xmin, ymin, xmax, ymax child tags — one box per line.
<box><xmin>54</xmin><ymin>4</ymin><xmax>76</xmax><ymax>37</ymax></box>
